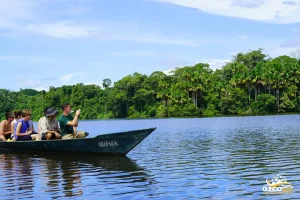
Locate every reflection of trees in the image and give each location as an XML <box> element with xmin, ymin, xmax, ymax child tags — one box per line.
<box><xmin>0</xmin><ymin>154</ymin><xmax>15</xmax><ymax>194</ymax></box>
<box><xmin>40</xmin><ymin>158</ymin><xmax>60</xmax><ymax>193</ymax></box>
<box><xmin>0</xmin><ymin>151</ymin><xmax>152</xmax><ymax>198</ymax></box>
<box><xmin>223</xmin><ymin>127</ymin><xmax>299</xmax><ymax>180</ymax></box>
<box><xmin>0</xmin><ymin>153</ymin><xmax>35</xmax><ymax>198</ymax></box>
<box><xmin>61</xmin><ymin>161</ymin><xmax>83</xmax><ymax>197</ymax></box>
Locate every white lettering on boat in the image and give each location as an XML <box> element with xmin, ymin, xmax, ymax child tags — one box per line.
<box><xmin>98</xmin><ymin>141</ymin><xmax>118</xmax><ymax>148</ymax></box>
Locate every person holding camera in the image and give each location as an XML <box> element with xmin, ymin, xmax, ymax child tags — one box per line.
<box><xmin>58</xmin><ymin>103</ymin><xmax>89</xmax><ymax>139</ymax></box>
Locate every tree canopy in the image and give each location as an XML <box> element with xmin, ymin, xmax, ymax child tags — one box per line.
<box><xmin>1</xmin><ymin>49</ymin><xmax>300</xmax><ymax>120</ymax></box>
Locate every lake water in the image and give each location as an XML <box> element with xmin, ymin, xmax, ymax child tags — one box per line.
<box><xmin>1</xmin><ymin>115</ymin><xmax>300</xmax><ymax>199</ymax></box>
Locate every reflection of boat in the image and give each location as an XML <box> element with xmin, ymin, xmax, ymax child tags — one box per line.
<box><xmin>0</xmin><ymin>150</ymin><xmax>143</xmax><ymax>172</ymax></box>
<box><xmin>0</xmin><ymin>128</ymin><xmax>156</xmax><ymax>155</ymax></box>
<box><xmin>0</xmin><ymin>150</ymin><xmax>150</xmax><ymax>198</ymax></box>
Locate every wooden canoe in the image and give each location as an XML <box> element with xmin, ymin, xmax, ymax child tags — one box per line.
<box><xmin>0</xmin><ymin>127</ymin><xmax>156</xmax><ymax>156</ymax></box>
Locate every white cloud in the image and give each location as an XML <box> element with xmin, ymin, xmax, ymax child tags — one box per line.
<box><xmin>83</xmin><ymin>81</ymin><xmax>103</xmax><ymax>87</ymax></box>
<box><xmin>59</xmin><ymin>72</ymin><xmax>83</xmax><ymax>82</ymax></box>
<box><xmin>152</xmin><ymin>0</ymin><xmax>300</xmax><ymax>24</ymax></box>
<box><xmin>161</xmin><ymin>58</ymin><xmax>231</xmax><ymax>75</ymax></box>
<box><xmin>207</xmin><ymin>59</ymin><xmax>231</xmax><ymax>70</ymax></box>
<box><xmin>60</xmin><ymin>74</ymin><xmax>75</xmax><ymax>82</ymax></box>
<box><xmin>162</xmin><ymin>68</ymin><xmax>175</xmax><ymax>75</ymax></box>
<box><xmin>24</xmin><ymin>21</ymin><xmax>97</xmax><ymax>39</ymax></box>
<box><xmin>33</xmin><ymin>85</ymin><xmax>50</xmax><ymax>92</ymax></box>
<box><xmin>0</xmin><ymin>1</ymin><xmax>197</xmax><ymax>46</ymax></box>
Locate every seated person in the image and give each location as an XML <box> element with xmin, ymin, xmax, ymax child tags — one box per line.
<box><xmin>36</xmin><ymin>107</ymin><xmax>49</xmax><ymax>140</ymax></box>
<box><xmin>28</xmin><ymin>119</ymin><xmax>37</xmax><ymax>134</ymax></box>
<box><xmin>10</xmin><ymin>110</ymin><xmax>22</xmax><ymax>141</ymax></box>
<box><xmin>40</xmin><ymin>108</ymin><xmax>61</xmax><ymax>140</ymax></box>
<box><xmin>59</xmin><ymin>103</ymin><xmax>89</xmax><ymax>139</ymax></box>
<box><xmin>0</xmin><ymin>112</ymin><xmax>14</xmax><ymax>141</ymax></box>
<box><xmin>15</xmin><ymin>109</ymin><xmax>38</xmax><ymax>141</ymax></box>
<box><xmin>37</xmin><ymin>107</ymin><xmax>49</xmax><ymax>137</ymax></box>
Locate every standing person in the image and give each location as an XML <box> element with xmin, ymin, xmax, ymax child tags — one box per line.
<box><xmin>58</xmin><ymin>103</ymin><xmax>89</xmax><ymax>139</ymax></box>
<box><xmin>40</xmin><ymin>108</ymin><xmax>61</xmax><ymax>140</ymax></box>
<box><xmin>0</xmin><ymin>112</ymin><xmax>14</xmax><ymax>141</ymax></box>
<box><xmin>15</xmin><ymin>109</ymin><xmax>37</xmax><ymax>141</ymax></box>
<box><xmin>10</xmin><ymin>110</ymin><xmax>22</xmax><ymax>141</ymax></box>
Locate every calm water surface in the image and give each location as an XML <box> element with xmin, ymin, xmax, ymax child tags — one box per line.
<box><xmin>1</xmin><ymin>115</ymin><xmax>300</xmax><ymax>199</ymax></box>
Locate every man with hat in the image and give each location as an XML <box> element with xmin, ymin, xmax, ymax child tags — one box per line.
<box><xmin>40</xmin><ymin>107</ymin><xmax>61</xmax><ymax>140</ymax></box>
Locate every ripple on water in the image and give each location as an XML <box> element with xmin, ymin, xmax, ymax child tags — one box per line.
<box><xmin>1</xmin><ymin>116</ymin><xmax>300</xmax><ymax>199</ymax></box>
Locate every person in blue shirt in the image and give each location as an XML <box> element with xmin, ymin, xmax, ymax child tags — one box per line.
<box><xmin>15</xmin><ymin>109</ymin><xmax>38</xmax><ymax>141</ymax></box>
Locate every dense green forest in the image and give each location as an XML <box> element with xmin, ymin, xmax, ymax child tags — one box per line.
<box><xmin>1</xmin><ymin>49</ymin><xmax>300</xmax><ymax>121</ymax></box>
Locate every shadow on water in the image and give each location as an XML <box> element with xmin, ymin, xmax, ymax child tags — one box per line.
<box><xmin>0</xmin><ymin>150</ymin><xmax>149</xmax><ymax>199</ymax></box>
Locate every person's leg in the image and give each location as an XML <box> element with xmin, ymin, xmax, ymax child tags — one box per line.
<box><xmin>62</xmin><ymin>134</ymin><xmax>74</xmax><ymax>139</ymax></box>
<box><xmin>0</xmin><ymin>135</ymin><xmax>6</xmax><ymax>141</ymax></box>
<box><xmin>30</xmin><ymin>134</ymin><xmax>38</xmax><ymax>140</ymax></box>
<box><xmin>5</xmin><ymin>133</ymin><xmax>11</xmax><ymax>140</ymax></box>
<box><xmin>35</xmin><ymin>133</ymin><xmax>43</xmax><ymax>141</ymax></box>
<box><xmin>45</xmin><ymin>133</ymin><xmax>53</xmax><ymax>140</ymax></box>
<box><xmin>16</xmin><ymin>135</ymin><xmax>32</xmax><ymax>141</ymax></box>
<box><xmin>74</xmin><ymin>131</ymin><xmax>88</xmax><ymax>138</ymax></box>
<box><xmin>54</xmin><ymin>133</ymin><xmax>61</xmax><ymax>139</ymax></box>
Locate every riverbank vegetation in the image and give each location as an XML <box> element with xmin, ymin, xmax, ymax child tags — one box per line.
<box><xmin>1</xmin><ymin>49</ymin><xmax>300</xmax><ymax>120</ymax></box>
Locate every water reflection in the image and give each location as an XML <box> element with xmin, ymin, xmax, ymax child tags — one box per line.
<box><xmin>0</xmin><ymin>150</ymin><xmax>149</xmax><ymax>199</ymax></box>
<box><xmin>2</xmin><ymin>116</ymin><xmax>300</xmax><ymax>199</ymax></box>
<box><xmin>0</xmin><ymin>153</ymin><xmax>35</xmax><ymax>198</ymax></box>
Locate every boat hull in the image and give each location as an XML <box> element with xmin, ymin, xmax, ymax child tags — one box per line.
<box><xmin>0</xmin><ymin>128</ymin><xmax>156</xmax><ymax>155</ymax></box>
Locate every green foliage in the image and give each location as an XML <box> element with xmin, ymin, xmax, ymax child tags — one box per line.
<box><xmin>19</xmin><ymin>89</ymin><xmax>39</xmax><ymax>96</ymax></box>
<box><xmin>1</xmin><ymin>49</ymin><xmax>300</xmax><ymax>120</ymax></box>
<box><xmin>280</xmin><ymin>94</ymin><xmax>295</xmax><ymax>112</ymax></box>
<box><xmin>203</xmin><ymin>103</ymin><xmax>219</xmax><ymax>116</ymax></box>
<box><xmin>252</xmin><ymin>94</ymin><xmax>276</xmax><ymax>114</ymax></box>
<box><xmin>168</xmin><ymin>103</ymin><xmax>200</xmax><ymax>117</ymax></box>
<box><xmin>219</xmin><ymin>87</ymin><xmax>249</xmax><ymax>115</ymax></box>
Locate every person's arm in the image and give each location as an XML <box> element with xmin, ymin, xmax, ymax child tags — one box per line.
<box><xmin>42</xmin><ymin>119</ymin><xmax>60</xmax><ymax>135</ymax></box>
<box><xmin>40</xmin><ymin>118</ymin><xmax>59</xmax><ymax>135</ymax></box>
<box><xmin>31</xmin><ymin>122</ymin><xmax>35</xmax><ymax>132</ymax></box>
<box><xmin>37</xmin><ymin>119</ymin><xmax>41</xmax><ymax>134</ymax></box>
<box><xmin>53</xmin><ymin>120</ymin><xmax>61</xmax><ymax>133</ymax></box>
<box><xmin>66</xmin><ymin>110</ymin><xmax>80</xmax><ymax>127</ymax></box>
<box><xmin>16</xmin><ymin>122</ymin><xmax>32</xmax><ymax>136</ymax></box>
<box><xmin>0</xmin><ymin>121</ymin><xmax>4</xmax><ymax>136</ymax></box>
<box><xmin>11</xmin><ymin>121</ymin><xmax>15</xmax><ymax>135</ymax></box>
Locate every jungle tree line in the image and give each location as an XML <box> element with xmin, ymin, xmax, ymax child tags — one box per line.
<box><xmin>1</xmin><ymin>49</ymin><xmax>300</xmax><ymax>120</ymax></box>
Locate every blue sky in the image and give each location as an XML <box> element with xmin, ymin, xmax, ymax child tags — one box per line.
<box><xmin>1</xmin><ymin>0</ymin><xmax>300</xmax><ymax>91</ymax></box>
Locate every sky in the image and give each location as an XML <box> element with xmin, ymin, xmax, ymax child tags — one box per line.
<box><xmin>1</xmin><ymin>0</ymin><xmax>300</xmax><ymax>91</ymax></box>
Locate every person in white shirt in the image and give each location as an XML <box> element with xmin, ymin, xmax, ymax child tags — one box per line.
<box><xmin>39</xmin><ymin>108</ymin><xmax>61</xmax><ymax>140</ymax></box>
<box><xmin>36</xmin><ymin>107</ymin><xmax>49</xmax><ymax>141</ymax></box>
